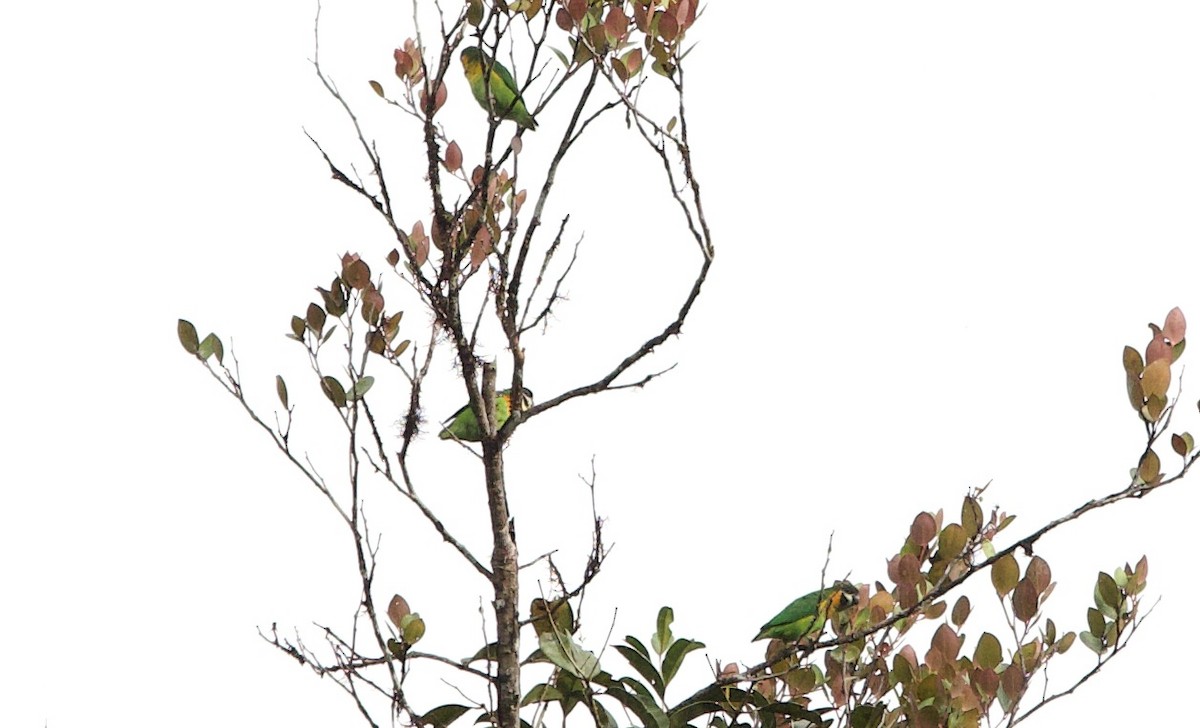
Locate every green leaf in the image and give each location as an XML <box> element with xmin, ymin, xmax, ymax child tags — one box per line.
<box><xmin>538</xmin><ymin>632</ymin><xmax>600</xmax><ymax>680</ymax></box>
<box><xmin>652</xmin><ymin>606</ymin><xmax>674</xmax><ymax>656</ymax></box>
<box><xmin>1079</xmin><ymin>630</ymin><xmax>1104</xmax><ymax>655</ymax></box>
<box><xmin>420</xmin><ymin>704</ymin><xmax>472</xmax><ymax>728</ymax></box>
<box><xmin>275</xmin><ymin>375</ymin><xmax>289</xmax><ymax>408</ymax></box>
<box><xmin>401</xmin><ymin>613</ymin><xmax>425</xmax><ymax>644</ymax></box>
<box><xmin>614</xmin><ymin>644</ymin><xmax>664</xmax><ymax>697</ymax></box>
<box><xmin>973</xmin><ymin>632</ymin><xmax>1002</xmax><ymax>670</ymax></box>
<box><xmin>625</xmin><ymin>635</ymin><xmax>651</xmax><ymax>659</ymax></box>
<box><xmin>353</xmin><ymin>375</ymin><xmax>375</xmax><ymax>398</ymax></box>
<box><xmin>667</xmin><ymin>699</ymin><xmax>722</xmax><ymax>728</ymax></box>
<box><xmin>1087</xmin><ymin>607</ymin><xmax>1107</xmax><ymax>637</ymax></box>
<box><xmin>1137</xmin><ymin>448</ymin><xmax>1161</xmax><ymax>484</ymax></box>
<box><xmin>1055</xmin><ymin>631</ymin><xmax>1076</xmax><ymax>654</ymax></box>
<box><xmin>177</xmin><ymin>319</ymin><xmax>200</xmax><ymax>354</ymax></box>
<box><xmin>849</xmin><ymin>703</ymin><xmax>886</xmax><ymax>728</ymax></box>
<box><xmin>321</xmin><ymin>376</ymin><xmax>347</xmax><ymax>408</ymax></box>
<box><xmin>465</xmin><ymin>642</ymin><xmax>498</xmax><ymax>664</ymax></box>
<box><xmin>662</xmin><ymin>638</ymin><xmax>704</xmax><ymax>687</ymax></box>
<box><xmin>937</xmin><ymin>523</ymin><xmax>967</xmax><ymax>557</ymax></box>
<box><xmin>607</xmin><ymin>680</ymin><xmax>668</xmax><ymax>728</ymax></box>
<box><xmin>990</xmin><ymin>554</ymin><xmax>1019</xmax><ymax>596</ymax></box>
<box><xmin>197</xmin><ymin>333</ymin><xmax>224</xmax><ymax>364</ymax></box>
<box><xmin>1095</xmin><ymin>571</ymin><xmax>1122</xmax><ymax>616</ymax></box>
<box><xmin>588</xmin><ymin>701</ymin><xmax>618</xmax><ymax>728</ymax></box>
<box><xmin>520</xmin><ymin>684</ymin><xmax>564</xmax><ymax>706</ymax></box>
<box><xmin>962</xmin><ymin>496</ymin><xmax>983</xmax><ymax>539</ymax></box>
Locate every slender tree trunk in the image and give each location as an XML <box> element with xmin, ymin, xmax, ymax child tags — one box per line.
<box><xmin>483</xmin><ymin>439</ymin><xmax>520</xmax><ymax>728</ymax></box>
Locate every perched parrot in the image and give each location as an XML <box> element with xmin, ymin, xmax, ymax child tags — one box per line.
<box><xmin>439</xmin><ymin>387</ymin><xmax>534</xmax><ymax>442</ymax></box>
<box><xmin>460</xmin><ymin>46</ymin><xmax>538</xmax><ymax>131</ymax></box>
<box><xmin>754</xmin><ymin>581</ymin><xmax>860</xmax><ymax>643</ymax></box>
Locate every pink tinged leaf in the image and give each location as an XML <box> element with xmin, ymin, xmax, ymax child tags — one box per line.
<box><xmin>567</xmin><ymin>0</ymin><xmax>587</xmax><ymax>23</ymax></box>
<box><xmin>420</xmin><ymin>82</ymin><xmax>447</xmax><ymax>117</ymax></box>
<box><xmin>910</xmin><ymin>512</ymin><xmax>937</xmax><ymax>545</ymax></box>
<box><xmin>659</xmin><ymin>12</ymin><xmax>680</xmax><ymax>42</ymax></box>
<box><xmin>1146</xmin><ymin>332</ymin><xmax>1171</xmax><ymax>366</ymax></box>
<box><xmin>394</xmin><ymin>49</ymin><xmax>413</xmax><ymax>79</ymax></box>
<box><xmin>931</xmin><ymin>623</ymin><xmax>961</xmax><ymax>661</ymax></box>
<box><xmin>678</xmin><ymin>0</ymin><xmax>697</xmax><ymax>29</ymax></box>
<box><xmin>509</xmin><ymin>134</ymin><xmax>522</xmax><ymax>154</ymax></box>
<box><xmin>1012</xmin><ymin>579</ymin><xmax>1039</xmax><ymax>622</ymax></box>
<box><xmin>387</xmin><ymin>595</ymin><xmax>411</xmax><ymax>629</ymax></box>
<box><xmin>444</xmin><ymin>141</ymin><xmax>462</xmax><ymax>173</ymax></box>
<box><xmin>470</xmin><ymin>226</ymin><xmax>493</xmax><ymax>270</ymax></box>
<box><xmin>343</xmin><ymin>259</ymin><xmax>371</xmax><ymax>290</ymax></box>
<box><xmin>1164</xmin><ymin>307</ymin><xmax>1186</xmax><ymax>343</ymax></box>
<box><xmin>612</xmin><ymin>56</ymin><xmax>628</xmax><ymax>82</ymax></box>
<box><xmin>624</xmin><ymin>49</ymin><xmax>644</xmax><ymax>76</ymax></box>
<box><xmin>604</xmin><ymin>8</ymin><xmax>629</xmax><ymax>41</ymax></box>
<box><xmin>1026</xmin><ymin>556</ymin><xmax>1052</xmax><ymax>594</ymax></box>
<box><xmin>471</xmin><ymin>165</ymin><xmax>485</xmax><ymax>186</ymax></box>
<box><xmin>555</xmin><ymin>8</ymin><xmax>573</xmax><ymax>31</ymax></box>
<box><xmin>362</xmin><ymin>287</ymin><xmax>384</xmax><ymax>325</ymax></box>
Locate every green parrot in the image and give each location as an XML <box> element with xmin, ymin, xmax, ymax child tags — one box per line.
<box><xmin>460</xmin><ymin>46</ymin><xmax>538</xmax><ymax>131</ymax></box>
<box><xmin>754</xmin><ymin>581</ymin><xmax>860</xmax><ymax>643</ymax></box>
<box><xmin>439</xmin><ymin>387</ymin><xmax>534</xmax><ymax>442</ymax></box>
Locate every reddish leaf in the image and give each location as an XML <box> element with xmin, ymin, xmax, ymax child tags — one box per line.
<box><xmin>343</xmin><ymin>259</ymin><xmax>371</xmax><ymax>290</ymax></box>
<box><xmin>470</xmin><ymin>226</ymin><xmax>493</xmax><ymax>270</ymax></box>
<box><xmin>387</xmin><ymin>595</ymin><xmax>411</xmax><ymax>629</ymax></box>
<box><xmin>362</xmin><ymin>288</ymin><xmax>384</xmax><ymax>325</ymax></box>
<box><xmin>394</xmin><ymin>48</ymin><xmax>413</xmax><ymax>78</ymax></box>
<box><xmin>910</xmin><ymin>512</ymin><xmax>937</xmax><ymax>546</ymax></box>
<box><xmin>1146</xmin><ymin>329</ymin><xmax>1172</xmax><ymax>366</ymax></box>
<box><xmin>931</xmin><ymin>623</ymin><xmax>961</xmax><ymax>661</ymax></box>
<box><xmin>604</xmin><ymin>8</ymin><xmax>629</xmax><ymax>41</ymax></box>
<box><xmin>567</xmin><ymin>0</ymin><xmax>587</xmax><ymax>23</ymax></box>
<box><xmin>1000</xmin><ymin>663</ymin><xmax>1026</xmax><ymax>696</ymax></box>
<box><xmin>306</xmin><ymin>302</ymin><xmax>326</xmax><ymax>332</ymax></box>
<box><xmin>420</xmin><ymin>82</ymin><xmax>447</xmax><ymax>116</ymax></box>
<box><xmin>1164</xmin><ymin>307</ymin><xmax>1186</xmax><ymax>343</ymax></box>
<box><xmin>554</xmin><ymin>7</ymin><xmax>573</xmax><ymax>31</ymax></box>
<box><xmin>443</xmin><ymin>141</ymin><xmax>462</xmax><ymax>173</ymax></box>
<box><xmin>1026</xmin><ymin>555</ymin><xmax>1051</xmax><ymax>594</ymax></box>
<box><xmin>1012</xmin><ymin>579</ymin><xmax>1039</xmax><ymax>623</ymax></box>
<box><xmin>951</xmin><ymin>596</ymin><xmax>971</xmax><ymax>628</ymax></box>
<box><xmin>659</xmin><ymin>12</ymin><xmax>679</xmax><ymax>42</ymax></box>
<box><xmin>895</xmin><ymin>553</ymin><xmax>921</xmax><ymax>585</ymax></box>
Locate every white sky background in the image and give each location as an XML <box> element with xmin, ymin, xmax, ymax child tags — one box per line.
<box><xmin>3</xmin><ymin>0</ymin><xmax>1199</xmax><ymax>725</ymax></box>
